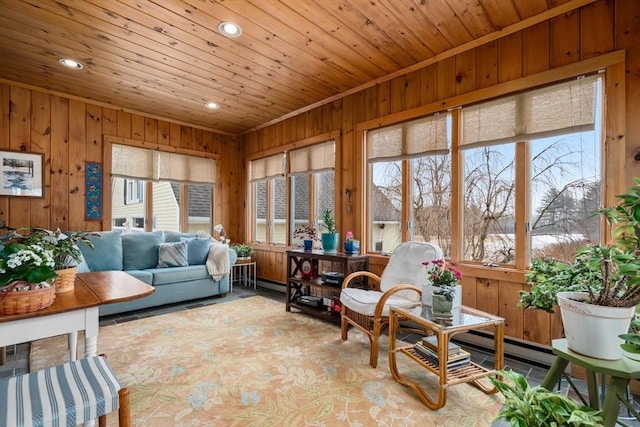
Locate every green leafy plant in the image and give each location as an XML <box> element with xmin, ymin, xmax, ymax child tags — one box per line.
<box><xmin>232</xmin><ymin>243</ymin><xmax>254</xmax><ymax>258</ymax></box>
<box><xmin>25</xmin><ymin>228</ymin><xmax>97</xmax><ymax>269</ymax></box>
<box><xmin>320</xmin><ymin>209</ymin><xmax>338</xmax><ymax>234</ymax></box>
<box><xmin>519</xmin><ymin>178</ymin><xmax>640</xmax><ymax>312</ymax></box>
<box><xmin>489</xmin><ymin>370</ymin><xmax>603</xmax><ymax>427</ymax></box>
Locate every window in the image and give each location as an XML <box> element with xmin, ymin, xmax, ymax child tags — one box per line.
<box><xmin>111</xmin><ymin>144</ymin><xmax>216</xmax><ymax>233</ymax></box>
<box><xmin>366</xmin><ymin>113</ymin><xmax>450</xmax><ymax>255</ymax></box>
<box><xmin>460</xmin><ymin>74</ymin><xmax>602</xmax><ymax>264</ymax></box>
<box><xmin>124</xmin><ymin>179</ymin><xmax>143</xmax><ymax>204</ymax></box>
<box><xmin>363</xmin><ymin>74</ymin><xmax>603</xmax><ymax>267</ymax></box>
<box><xmin>250</xmin><ymin>139</ymin><xmax>336</xmax><ymax>245</ymax></box>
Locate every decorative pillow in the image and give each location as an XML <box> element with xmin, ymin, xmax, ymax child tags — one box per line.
<box><xmin>181</xmin><ymin>237</ymin><xmax>211</xmax><ymax>265</ymax></box>
<box><xmin>157</xmin><ymin>241</ymin><xmax>188</xmax><ymax>268</ymax></box>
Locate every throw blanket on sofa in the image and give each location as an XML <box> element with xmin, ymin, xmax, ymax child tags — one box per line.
<box><xmin>206</xmin><ymin>241</ymin><xmax>230</xmax><ymax>281</ymax></box>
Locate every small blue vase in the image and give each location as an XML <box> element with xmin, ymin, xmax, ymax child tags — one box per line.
<box><xmin>303</xmin><ymin>239</ymin><xmax>313</xmax><ymax>251</ymax></box>
<box><xmin>344</xmin><ymin>239</ymin><xmax>360</xmax><ymax>254</ymax></box>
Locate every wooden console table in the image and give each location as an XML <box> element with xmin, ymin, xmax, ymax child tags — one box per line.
<box><xmin>285</xmin><ymin>249</ymin><xmax>368</xmax><ymax>323</ymax></box>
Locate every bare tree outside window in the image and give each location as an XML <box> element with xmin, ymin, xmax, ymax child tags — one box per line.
<box><xmin>412</xmin><ymin>155</ymin><xmax>452</xmax><ymax>257</ymax></box>
<box><xmin>530</xmin><ymin>133</ymin><xmax>600</xmax><ymax>262</ymax></box>
<box><xmin>463</xmin><ymin>145</ymin><xmax>516</xmax><ymax>264</ymax></box>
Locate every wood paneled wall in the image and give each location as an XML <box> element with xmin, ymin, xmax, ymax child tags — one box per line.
<box><xmin>242</xmin><ymin>0</ymin><xmax>640</xmax><ymax>347</ymax></box>
<box><xmin>0</xmin><ymin>85</ymin><xmax>243</xmax><ymax>234</ymax></box>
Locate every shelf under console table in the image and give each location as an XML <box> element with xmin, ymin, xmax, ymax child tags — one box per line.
<box><xmin>285</xmin><ymin>249</ymin><xmax>369</xmax><ymax>323</ymax></box>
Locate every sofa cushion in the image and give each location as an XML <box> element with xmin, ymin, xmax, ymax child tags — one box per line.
<box><xmin>157</xmin><ymin>241</ymin><xmax>188</xmax><ymax>268</ymax></box>
<box><xmin>78</xmin><ymin>230</ymin><xmax>123</xmax><ymax>271</ymax></box>
<box><xmin>122</xmin><ymin>231</ymin><xmax>164</xmax><ymax>270</ymax></box>
<box><xmin>147</xmin><ymin>265</ymin><xmax>211</xmax><ymax>285</ymax></box>
<box><xmin>123</xmin><ymin>270</ymin><xmax>153</xmax><ymax>285</ymax></box>
<box><xmin>181</xmin><ymin>237</ymin><xmax>211</xmax><ymax>265</ymax></box>
<box><xmin>163</xmin><ymin>231</ymin><xmax>197</xmax><ymax>243</ymax></box>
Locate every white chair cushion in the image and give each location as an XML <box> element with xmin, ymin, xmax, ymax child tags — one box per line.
<box><xmin>340</xmin><ymin>287</ymin><xmax>421</xmax><ymax>317</ymax></box>
<box><xmin>379</xmin><ymin>242</ymin><xmax>444</xmax><ymax>299</ymax></box>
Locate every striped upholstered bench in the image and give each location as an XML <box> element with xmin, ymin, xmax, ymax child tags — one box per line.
<box><xmin>0</xmin><ymin>356</ymin><xmax>130</xmax><ymax>427</ymax></box>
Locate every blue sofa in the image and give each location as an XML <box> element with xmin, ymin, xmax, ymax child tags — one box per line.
<box><xmin>76</xmin><ymin>230</ymin><xmax>237</xmax><ymax>316</ymax></box>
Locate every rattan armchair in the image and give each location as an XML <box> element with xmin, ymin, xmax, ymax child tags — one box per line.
<box><xmin>339</xmin><ymin>241</ymin><xmax>443</xmax><ymax>368</ymax></box>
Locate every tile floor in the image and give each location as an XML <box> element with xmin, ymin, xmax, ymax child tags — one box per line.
<box><xmin>2</xmin><ymin>281</ymin><xmax>639</xmax><ymax>426</ymax></box>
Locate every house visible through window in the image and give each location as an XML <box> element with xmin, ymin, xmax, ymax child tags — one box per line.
<box><xmin>111</xmin><ymin>144</ymin><xmax>215</xmax><ymax>233</ymax></box>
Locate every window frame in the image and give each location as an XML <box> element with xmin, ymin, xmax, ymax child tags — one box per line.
<box><xmin>357</xmin><ymin>52</ymin><xmax>623</xmax><ymax>271</ymax></box>
<box><xmin>246</xmin><ymin>131</ymin><xmax>340</xmax><ymax>246</ymax></box>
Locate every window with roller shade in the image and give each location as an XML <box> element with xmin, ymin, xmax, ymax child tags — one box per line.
<box><xmin>250</xmin><ymin>140</ymin><xmax>336</xmax><ymax>245</ymax></box>
<box><xmin>366</xmin><ymin>112</ymin><xmax>451</xmax><ymax>256</ymax></box>
<box><xmin>460</xmin><ymin>74</ymin><xmax>602</xmax><ymax>264</ymax></box>
<box><xmin>111</xmin><ymin>144</ymin><xmax>215</xmax><ymax>234</ymax></box>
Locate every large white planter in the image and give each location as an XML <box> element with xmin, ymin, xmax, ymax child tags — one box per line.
<box><xmin>557</xmin><ymin>291</ymin><xmax>635</xmax><ymax>360</ymax></box>
<box><xmin>422</xmin><ymin>284</ymin><xmax>462</xmax><ymax>309</ymax></box>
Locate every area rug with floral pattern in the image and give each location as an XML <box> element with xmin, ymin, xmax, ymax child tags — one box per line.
<box><xmin>30</xmin><ymin>296</ymin><xmax>502</xmax><ymax>426</ymax></box>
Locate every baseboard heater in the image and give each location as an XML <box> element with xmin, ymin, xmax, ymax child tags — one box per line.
<box><xmin>455</xmin><ymin>329</ymin><xmax>555</xmax><ymax>369</ymax></box>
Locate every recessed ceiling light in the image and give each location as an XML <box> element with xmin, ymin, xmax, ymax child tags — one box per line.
<box><xmin>58</xmin><ymin>58</ymin><xmax>83</xmax><ymax>69</ymax></box>
<box><xmin>217</xmin><ymin>21</ymin><xmax>242</xmax><ymax>38</ymax></box>
<box><xmin>205</xmin><ymin>102</ymin><xmax>220</xmax><ymax>110</ymax></box>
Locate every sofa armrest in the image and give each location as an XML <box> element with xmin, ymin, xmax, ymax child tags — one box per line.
<box><xmin>228</xmin><ymin>247</ymin><xmax>237</xmax><ymax>267</ymax></box>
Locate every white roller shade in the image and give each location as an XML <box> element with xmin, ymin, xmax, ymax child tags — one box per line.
<box><xmin>157</xmin><ymin>151</ymin><xmax>216</xmax><ymax>184</ymax></box>
<box><xmin>111</xmin><ymin>144</ymin><xmax>155</xmax><ymax>179</ymax></box>
<box><xmin>289</xmin><ymin>140</ymin><xmax>335</xmax><ymax>175</ymax></box>
<box><xmin>251</xmin><ymin>153</ymin><xmax>285</xmax><ymax>181</ymax></box>
<box><xmin>367</xmin><ymin>113</ymin><xmax>449</xmax><ymax>163</ymax></box>
<box><xmin>462</xmin><ymin>74</ymin><xmax>599</xmax><ymax>148</ymax></box>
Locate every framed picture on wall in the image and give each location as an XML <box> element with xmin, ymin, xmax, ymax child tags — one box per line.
<box><xmin>0</xmin><ymin>150</ymin><xmax>44</xmax><ymax>198</ymax></box>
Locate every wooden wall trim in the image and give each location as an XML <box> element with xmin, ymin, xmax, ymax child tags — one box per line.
<box><xmin>357</xmin><ymin>50</ymin><xmax>625</xmax><ymax>132</ymax></box>
<box><xmin>245</xmin><ymin>129</ymin><xmax>341</xmax><ymax>161</ymax></box>
<box><xmin>103</xmin><ymin>135</ymin><xmax>220</xmax><ymax>160</ymax></box>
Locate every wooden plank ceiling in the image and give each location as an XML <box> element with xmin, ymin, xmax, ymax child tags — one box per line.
<box><xmin>0</xmin><ymin>0</ymin><xmax>581</xmax><ymax>135</ymax></box>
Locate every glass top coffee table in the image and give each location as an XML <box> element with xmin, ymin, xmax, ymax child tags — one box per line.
<box><xmin>389</xmin><ymin>305</ymin><xmax>505</xmax><ymax>409</ymax></box>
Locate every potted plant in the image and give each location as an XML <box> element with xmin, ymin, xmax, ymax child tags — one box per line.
<box><xmin>24</xmin><ymin>228</ymin><xmax>97</xmax><ymax>293</ymax></box>
<box><xmin>489</xmin><ymin>370</ymin><xmax>602</xmax><ymax>427</ymax></box>
<box><xmin>519</xmin><ymin>178</ymin><xmax>640</xmax><ymax>359</ymax></box>
<box><xmin>293</xmin><ymin>225</ymin><xmax>318</xmax><ymax>251</ymax></box>
<box><xmin>0</xmin><ymin>230</ymin><xmax>58</xmax><ymax>314</ymax></box>
<box><xmin>232</xmin><ymin>243</ymin><xmax>254</xmax><ymax>260</ymax></box>
<box><xmin>343</xmin><ymin>231</ymin><xmax>360</xmax><ymax>254</ymax></box>
<box><xmin>422</xmin><ymin>258</ymin><xmax>463</xmax><ymax>317</ymax></box>
<box><xmin>320</xmin><ymin>209</ymin><xmax>339</xmax><ymax>254</ymax></box>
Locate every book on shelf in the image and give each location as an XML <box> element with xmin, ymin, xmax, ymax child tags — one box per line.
<box><xmin>413</xmin><ymin>342</ymin><xmax>471</xmax><ymax>369</ymax></box>
<box><xmin>419</xmin><ymin>335</ymin><xmax>462</xmax><ymax>356</ymax></box>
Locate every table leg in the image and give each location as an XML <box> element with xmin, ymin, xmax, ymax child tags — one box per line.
<box><xmin>585</xmin><ymin>369</ymin><xmax>599</xmax><ymax>410</ymax></box>
<box><xmin>84</xmin><ymin>307</ymin><xmax>99</xmax><ymax>357</ymax></box>
<box><xmin>540</xmin><ymin>356</ymin><xmax>570</xmax><ymax>390</ymax></box>
<box><xmin>387</xmin><ymin>310</ymin><xmax>446</xmax><ymax>409</ymax></box>
<box><xmin>68</xmin><ymin>331</ymin><xmax>78</xmax><ymax>361</ymax></box>
<box><xmin>602</xmin><ymin>377</ymin><xmax>629</xmax><ymax>427</ymax></box>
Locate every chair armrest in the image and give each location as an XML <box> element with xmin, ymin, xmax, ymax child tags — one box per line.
<box><xmin>374</xmin><ymin>284</ymin><xmax>422</xmax><ymax>318</ymax></box>
<box><xmin>342</xmin><ymin>271</ymin><xmax>381</xmax><ymax>290</ymax></box>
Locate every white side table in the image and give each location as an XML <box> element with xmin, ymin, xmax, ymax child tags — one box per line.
<box><xmin>231</xmin><ymin>259</ymin><xmax>256</xmax><ymax>291</ymax></box>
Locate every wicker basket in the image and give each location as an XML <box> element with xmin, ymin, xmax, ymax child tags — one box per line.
<box><xmin>0</xmin><ymin>281</ymin><xmax>56</xmax><ymax>315</ymax></box>
<box><xmin>54</xmin><ymin>266</ymin><xmax>77</xmax><ymax>294</ymax></box>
